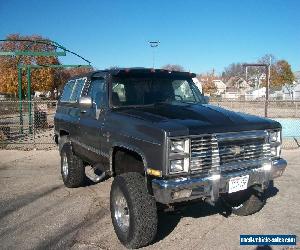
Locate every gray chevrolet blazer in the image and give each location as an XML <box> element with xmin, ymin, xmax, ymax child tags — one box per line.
<box><xmin>54</xmin><ymin>68</ymin><xmax>287</xmax><ymax>249</ymax></box>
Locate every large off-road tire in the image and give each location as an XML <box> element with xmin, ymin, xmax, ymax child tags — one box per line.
<box><xmin>58</xmin><ymin>135</ymin><xmax>69</xmax><ymax>153</ymax></box>
<box><xmin>110</xmin><ymin>172</ymin><xmax>157</xmax><ymax>249</ymax></box>
<box><xmin>60</xmin><ymin>142</ymin><xmax>85</xmax><ymax>188</ymax></box>
<box><xmin>222</xmin><ymin>186</ymin><xmax>266</xmax><ymax>216</ymax></box>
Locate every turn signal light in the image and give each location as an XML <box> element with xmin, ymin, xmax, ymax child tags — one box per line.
<box><xmin>147</xmin><ymin>168</ymin><xmax>162</xmax><ymax>177</ymax></box>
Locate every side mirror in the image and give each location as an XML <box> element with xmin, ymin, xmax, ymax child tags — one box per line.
<box><xmin>79</xmin><ymin>96</ymin><xmax>92</xmax><ymax>112</ymax></box>
<box><xmin>204</xmin><ymin>96</ymin><xmax>209</xmax><ymax>104</ymax></box>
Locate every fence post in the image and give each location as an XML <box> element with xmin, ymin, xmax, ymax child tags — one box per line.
<box><xmin>27</xmin><ymin>67</ymin><xmax>32</xmax><ymax>134</ymax></box>
<box><xmin>33</xmin><ymin>101</ymin><xmax>36</xmax><ymax>148</ymax></box>
<box><xmin>18</xmin><ymin>67</ymin><xmax>23</xmax><ymax>134</ymax></box>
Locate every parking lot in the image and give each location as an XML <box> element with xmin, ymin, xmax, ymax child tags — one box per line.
<box><xmin>0</xmin><ymin>149</ymin><xmax>299</xmax><ymax>250</ymax></box>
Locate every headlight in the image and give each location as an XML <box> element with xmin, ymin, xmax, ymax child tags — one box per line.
<box><xmin>271</xmin><ymin>145</ymin><xmax>281</xmax><ymax>157</ymax></box>
<box><xmin>171</xmin><ymin>140</ymin><xmax>185</xmax><ymax>152</ymax></box>
<box><xmin>170</xmin><ymin>159</ymin><xmax>184</xmax><ymax>173</ymax></box>
<box><xmin>269</xmin><ymin>130</ymin><xmax>281</xmax><ymax>143</ymax></box>
<box><xmin>170</xmin><ymin>139</ymin><xmax>189</xmax><ymax>153</ymax></box>
<box><xmin>169</xmin><ymin>158</ymin><xmax>190</xmax><ymax>173</ymax></box>
<box><xmin>169</xmin><ymin>138</ymin><xmax>190</xmax><ymax>174</ymax></box>
<box><xmin>269</xmin><ymin>130</ymin><xmax>281</xmax><ymax>158</ymax></box>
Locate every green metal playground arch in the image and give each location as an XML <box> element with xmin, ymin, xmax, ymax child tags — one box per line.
<box><xmin>0</xmin><ymin>39</ymin><xmax>93</xmax><ymax>133</ymax></box>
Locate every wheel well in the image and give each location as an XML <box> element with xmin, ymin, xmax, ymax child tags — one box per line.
<box><xmin>112</xmin><ymin>147</ymin><xmax>145</xmax><ymax>176</ymax></box>
<box><xmin>55</xmin><ymin>130</ymin><xmax>69</xmax><ymax>145</ymax></box>
<box><xmin>60</xmin><ymin>130</ymin><xmax>69</xmax><ymax>137</ymax></box>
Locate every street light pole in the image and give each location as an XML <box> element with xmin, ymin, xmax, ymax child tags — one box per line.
<box><xmin>148</xmin><ymin>41</ymin><xmax>160</xmax><ymax>68</ymax></box>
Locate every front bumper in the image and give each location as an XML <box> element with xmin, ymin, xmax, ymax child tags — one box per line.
<box><xmin>152</xmin><ymin>158</ymin><xmax>287</xmax><ymax>204</ymax></box>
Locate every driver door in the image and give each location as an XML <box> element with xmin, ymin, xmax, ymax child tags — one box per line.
<box><xmin>77</xmin><ymin>76</ymin><xmax>108</xmax><ymax>166</ymax></box>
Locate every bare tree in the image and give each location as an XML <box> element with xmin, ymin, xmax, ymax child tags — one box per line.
<box><xmin>161</xmin><ymin>64</ymin><xmax>185</xmax><ymax>72</ymax></box>
<box><xmin>221</xmin><ymin>54</ymin><xmax>278</xmax><ymax>86</ymax></box>
<box><xmin>221</xmin><ymin>63</ymin><xmax>244</xmax><ymax>81</ymax></box>
<box><xmin>258</xmin><ymin>54</ymin><xmax>277</xmax><ymax>65</ymax></box>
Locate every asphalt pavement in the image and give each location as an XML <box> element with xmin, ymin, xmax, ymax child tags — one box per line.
<box><xmin>0</xmin><ymin>149</ymin><xmax>299</xmax><ymax>250</ymax></box>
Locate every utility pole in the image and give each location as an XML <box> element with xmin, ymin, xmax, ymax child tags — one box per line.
<box><xmin>148</xmin><ymin>41</ymin><xmax>160</xmax><ymax>68</ymax></box>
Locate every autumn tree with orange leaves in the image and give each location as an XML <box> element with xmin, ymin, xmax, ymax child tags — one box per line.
<box><xmin>197</xmin><ymin>70</ymin><xmax>217</xmax><ymax>95</ymax></box>
<box><xmin>0</xmin><ymin>34</ymin><xmax>61</xmax><ymax>96</ymax></box>
<box><xmin>0</xmin><ymin>34</ymin><xmax>93</xmax><ymax>98</ymax></box>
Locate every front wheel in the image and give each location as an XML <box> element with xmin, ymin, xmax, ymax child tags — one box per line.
<box><xmin>110</xmin><ymin>172</ymin><xmax>157</xmax><ymax>249</ymax></box>
<box><xmin>221</xmin><ymin>186</ymin><xmax>266</xmax><ymax>216</ymax></box>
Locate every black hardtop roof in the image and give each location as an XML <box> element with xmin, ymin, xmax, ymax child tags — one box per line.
<box><xmin>69</xmin><ymin>67</ymin><xmax>196</xmax><ymax>80</ymax></box>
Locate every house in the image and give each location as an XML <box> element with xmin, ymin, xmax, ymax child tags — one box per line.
<box><xmin>269</xmin><ymin>85</ymin><xmax>283</xmax><ymax>100</ymax></box>
<box><xmin>245</xmin><ymin>87</ymin><xmax>266</xmax><ymax>100</ymax></box>
<box><xmin>294</xmin><ymin>83</ymin><xmax>300</xmax><ymax>99</ymax></box>
<box><xmin>247</xmin><ymin>73</ymin><xmax>266</xmax><ymax>89</ymax></box>
<box><xmin>294</xmin><ymin>71</ymin><xmax>300</xmax><ymax>84</ymax></box>
<box><xmin>223</xmin><ymin>77</ymin><xmax>251</xmax><ymax>99</ymax></box>
<box><xmin>213</xmin><ymin>80</ymin><xmax>226</xmax><ymax>95</ymax></box>
<box><xmin>282</xmin><ymin>84</ymin><xmax>294</xmax><ymax>100</ymax></box>
<box><xmin>281</xmin><ymin>83</ymin><xmax>300</xmax><ymax>100</ymax></box>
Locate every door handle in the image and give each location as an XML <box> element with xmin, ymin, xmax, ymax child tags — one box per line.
<box><xmin>103</xmin><ymin>132</ymin><xmax>110</xmax><ymax>142</ymax></box>
<box><xmin>103</xmin><ymin>132</ymin><xmax>110</xmax><ymax>138</ymax></box>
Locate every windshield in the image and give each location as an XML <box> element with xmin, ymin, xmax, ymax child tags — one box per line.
<box><xmin>111</xmin><ymin>75</ymin><xmax>205</xmax><ymax>107</ymax></box>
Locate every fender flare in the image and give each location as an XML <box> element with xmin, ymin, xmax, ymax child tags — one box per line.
<box><xmin>109</xmin><ymin>142</ymin><xmax>148</xmax><ymax>175</ymax></box>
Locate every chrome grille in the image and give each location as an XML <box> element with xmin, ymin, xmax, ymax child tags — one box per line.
<box><xmin>190</xmin><ymin>131</ymin><xmax>271</xmax><ymax>174</ymax></box>
<box><xmin>190</xmin><ymin>135</ymin><xmax>219</xmax><ymax>174</ymax></box>
<box><xmin>218</xmin><ymin>142</ymin><xmax>271</xmax><ymax>165</ymax></box>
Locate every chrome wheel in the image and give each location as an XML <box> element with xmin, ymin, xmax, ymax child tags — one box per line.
<box><xmin>62</xmin><ymin>153</ymin><xmax>68</xmax><ymax>177</ymax></box>
<box><xmin>85</xmin><ymin>166</ymin><xmax>105</xmax><ymax>183</ymax></box>
<box><xmin>113</xmin><ymin>186</ymin><xmax>130</xmax><ymax>232</ymax></box>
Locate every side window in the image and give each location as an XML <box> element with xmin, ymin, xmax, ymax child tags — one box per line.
<box><xmin>88</xmin><ymin>78</ymin><xmax>107</xmax><ymax>108</ymax></box>
<box><xmin>60</xmin><ymin>80</ymin><xmax>75</xmax><ymax>102</ymax></box>
<box><xmin>172</xmin><ymin>80</ymin><xmax>195</xmax><ymax>102</ymax></box>
<box><xmin>70</xmin><ymin>78</ymin><xmax>86</xmax><ymax>102</ymax></box>
<box><xmin>112</xmin><ymin>83</ymin><xmax>126</xmax><ymax>102</ymax></box>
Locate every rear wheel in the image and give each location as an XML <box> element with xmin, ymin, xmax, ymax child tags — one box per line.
<box><xmin>222</xmin><ymin>187</ymin><xmax>266</xmax><ymax>216</ymax></box>
<box><xmin>110</xmin><ymin>172</ymin><xmax>157</xmax><ymax>249</ymax></box>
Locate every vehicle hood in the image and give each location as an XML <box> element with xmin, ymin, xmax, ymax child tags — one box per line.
<box><xmin>115</xmin><ymin>103</ymin><xmax>281</xmax><ymax>136</ymax></box>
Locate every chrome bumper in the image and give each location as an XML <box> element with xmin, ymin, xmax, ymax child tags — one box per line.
<box><xmin>152</xmin><ymin>158</ymin><xmax>287</xmax><ymax>204</ymax></box>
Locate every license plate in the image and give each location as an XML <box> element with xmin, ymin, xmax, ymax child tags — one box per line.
<box><xmin>228</xmin><ymin>175</ymin><xmax>249</xmax><ymax>193</ymax></box>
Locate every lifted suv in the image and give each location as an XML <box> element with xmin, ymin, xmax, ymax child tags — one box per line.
<box><xmin>54</xmin><ymin>68</ymin><xmax>287</xmax><ymax>248</ymax></box>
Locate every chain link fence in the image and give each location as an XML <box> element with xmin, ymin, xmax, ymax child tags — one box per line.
<box><xmin>0</xmin><ymin>99</ymin><xmax>299</xmax><ymax>150</ymax></box>
<box><xmin>0</xmin><ymin>100</ymin><xmax>57</xmax><ymax>150</ymax></box>
<box><xmin>211</xmin><ymin>99</ymin><xmax>300</xmax><ymax>149</ymax></box>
